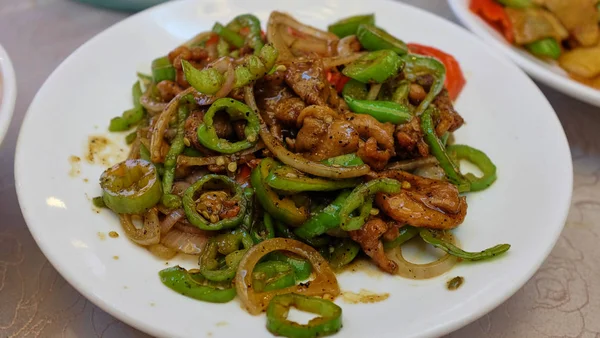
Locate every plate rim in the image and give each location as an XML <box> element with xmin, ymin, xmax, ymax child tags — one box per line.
<box><xmin>0</xmin><ymin>43</ymin><xmax>16</xmax><ymax>147</ymax></box>
<box><xmin>14</xmin><ymin>0</ymin><xmax>574</xmax><ymax>337</ymax></box>
<box><xmin>448</xmin><ymin>0</ymin><xmax>600</xmax><ymax>107</ymax></box>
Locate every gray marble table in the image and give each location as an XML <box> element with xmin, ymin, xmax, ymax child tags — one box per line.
<box><xmin>1</xmin><ymin>0</ymin><xmax>598</xmax><ymax>337</ymax></box>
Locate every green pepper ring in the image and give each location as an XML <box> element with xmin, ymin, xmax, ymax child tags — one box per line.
<box><xmin>342</xmin><ymin>50</ymin><xmax>404</xmax><ymax>84</ymax></box>
<box><xmin>159</xmin><ymin>266</ymin><xmax>236</xmax><ymax>303</ymax></box>
<box><xmin>266</xmin><ymin>293</ymin><xmax>343</xmax><ymax>338</ymax></box>
<box><xmin>182</xmin><ymin>174</ymin><xmax>247</xmax><ymax>231</ymax></box>
<box><xmin>100</xmin><ymin>159</ymin><xmax>162</xmax><ymax>215</ymax></box>
<box><xmin>252</xmin><ymin>261</ymin><xmax>296</xmax><ymax>292</ymax></box>
<box><xmin>199</xmin><ymin>229</ymin><xmax>254</xmax><ymax>282</ymax></box>
<box><xmin>197</xmin><ymin>98</ymin><xmax>260</xmax><ymax>154</ymax></box>
<box><xmin>447</xmin><ymin>144</ymin><xmax>497</xmax><ymax>192</ymax></box>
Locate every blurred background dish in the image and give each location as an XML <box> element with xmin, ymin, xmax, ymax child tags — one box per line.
<box><xmin>74</xmin><ymin>0</ymin><xmax>170</xmax><ymax>12</ymax></box>
<box><xmin>0</xmin><ymin>43</ymin><xmax>16</xmax><ymax>147</ymax></box>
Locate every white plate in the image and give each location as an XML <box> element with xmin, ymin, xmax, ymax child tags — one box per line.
<box><xmin>0</xmin><ymin>43</ymin><xmax>16</xmax><ymax>146</ymax></box>
<box><xmin>15</xmin><ymin>0</ymin><xmax>573</xmax><ymax>337</ymax></box>
<box><xmin>449</xmin><ymin>0</ymin><xmax>600</xmax><ymax>107</ymax></box>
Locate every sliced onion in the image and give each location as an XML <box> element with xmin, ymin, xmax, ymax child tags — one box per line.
<box><xmin>244</xmin><ymin>86</ymin><xmax>370</xmax><ymax>179</ymax></box>
<box><xmin>367</xmin><ymin>84</ymin><xmax>382</xmax><ymax>101</ymax></box>
<box><xmin>322</xmin><ymin>52</ymin><xmax>366</xmax><ymax>68</ymax></box>
<box><xmin>174</xmin><ymin>222</ymin><xmax>213</xmax><ymax>235</ymax></box>
<box><xmin>161</xmin><ymin>228</ymin><xmax>209</xmax><ymax>255</ymax></box>
<box><xmin>160</xmin><ymin>208</ymin><xmax>185</xmax><ymax>234</ymax></box>
<box><xmin>386</xmin><ymin>232</ymin><xmax>459</xmax><ymax>279</ymax></box>
<box><xmin>414</xmin><ymin>164</ymin><xmax>446</xmax><ymax>180</ymax></box>
<box><xmin>148</xmin><ymin>243</ymin><xmax>178</xmax><ymax>259</ymax></box>
<box><xmin>271</xmin><ymin>11</ymin><xmax>338</xmax><ymax>41</ymax></box>
<box><xmin>213</xmin><ymin>63</ymin><xmax>235</xmax><ymax>99</ymax></box>
<box><xmin>235</xmin><ymin>238</ymin><xmax>340</xmax><ymax>315</ymax></box>
<box><xmin>385</xmin><ymin>156</ymin><xmax>438</xmax><ymax>171</ymax></box>
<box><xmin>210</xmin><ymin>56</ymin><xmax>233</xmax><ymax>73</ymax></box>
<box><xmin>337</xmin><ymin>35</ymin><xmax>360</xmax><ymax>56</ymax></box>
<box><xmin>140</xmin><ymin>91</ymin><xmax>167</xmax><ymax>114</ymax></box>
<box><xmin>119</xmin><ymin>208</ymin><xmax>160</xmax><ymax>246</ymax></box>
<box><xmin>150</xmin><ymin>87</ymin><xmax>195</xmax><ymax>163</ymax></box>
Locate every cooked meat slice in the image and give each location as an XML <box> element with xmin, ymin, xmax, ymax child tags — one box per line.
<box><xmin>255</xmin><ymin>71</ymin><xmax>295</xmax><ymax>127</ymax></box>
<box><xmin>345</xmin><ymin>113</ymin><xmax>395</xmax><ymax>170</ymax></box>
<box><xmin>285</xmin><ymin>59</ymin><xmax>330</xmax><ymax>106</ymax></box>
<box><xmin>156</xmin><ymin>80</ymin><xmax>183</xmax><ymax>102</ymax></box>
<box><xmin>349</xmin><ymin>217</ymin><xmax>397</xmax><ymax>274</ymax></box>
<box><xmin>395</xmin><ymin>116</ymin><xmax>429</xmax><ymax>159</ymax></box>
<box><xmin>274</xmin><ymin>96</ymin><xmax>306</xmax><ymax>127</ymax></box>
<box><xmin>295</xmin><ymin>106</ymin><xmax>359</xmax><ymax>161</ymax></box>
<box><xmin>433</xmin><ymin>89</ymin><xmax>465</xmax><ymax>136</ymax></box>
<box><xmin>374</xmin><ymin>170</ymin><xmax>467</xmax><ymax>230</ymax></box>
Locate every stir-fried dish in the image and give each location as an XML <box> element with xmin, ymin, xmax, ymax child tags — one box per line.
<box><xmin>471</xmin><ymin>0</ymin><xmax>600</xmax><ymax>89</ymax></box>
<box><xmin>95</xmin><ymin>12</ymin><xmax>508</xmax><ymax>338</ymax></box>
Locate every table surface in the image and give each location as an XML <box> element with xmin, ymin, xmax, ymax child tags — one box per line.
<box><xmin>1</xmin><ymin>0</ymin><xmax>599</xmax><ymax>337</ymax></box>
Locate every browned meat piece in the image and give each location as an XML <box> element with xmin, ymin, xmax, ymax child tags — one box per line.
<box><xmin>274</xmin><ymin>97</ymin><xmax>306</xmax><ymax>127</ymax></box>
<box><xmin>416</xmin><ymin>74</ymin><xmax>434</xmax><ymax>91</ymax></box>
<box><xmin>349</xmin><ymin>218</ymin><xmax>397</xmax><ymax>274</ymax></box>
<box><xmin>395</xmin><ymin>116</ymin><xmax>429</xmax><ymax>159</ymax></box>
<box><xmin>185</xmin><ymin>110</ymin><xmax>233</xmax><ymax>155</ymax></box>
<box><xmin>408</xmin><ymin>83</ymin><xmax>427</xmax><ymax>104</ymax></box>
<box><xmin>168</xmin><ymin>46</ymin><xmax>209</xmax><ymax>88</ymax></box>
<box><xmin>232</xmin><ymin>120</ymin><xmax>246</xmax><ymax>141</ymax></box>
<box><xmin>254</xmin><ymin>71</ymin><xmax>294</xmax><ymax>128</ymax></box>
<box><xmin>295</xmin><ymin>106</ymin><xmax>359</xmax><ymax>161</ymax></box>
<box><xmin>285</xmin><ymin>59</ymin><xmax>330</xmax><ymax>106</ymax></box>
<box><xmin>374</xmin><ymin>170</ymin><xmax>467</xmax><ymax>230</ymax></box>
<box><xmin>433</xmin><ymin>90</ymin><xmax>465</xmax><ymax>136</ymax></box>
<box><xmin>345</xmin><ymin>113</ymin><xmax>395</xmax><ymax>170</ymax></box>
<box><xmin>156</xmin><ymin>80</ymin><xmax>183</xmax><ymax>102</ymax></box>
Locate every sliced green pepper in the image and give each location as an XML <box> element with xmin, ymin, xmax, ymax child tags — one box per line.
<box><xmin>342</xmin><ymin>50</ymin><xmax>403</xmax><ymax>83</ymax></box>
<box><xmin>182</xmin><ymin>174</ymin><xmax>247</xmax><ymax>230</ymax></box>
<box><xmin>339</xmin><ymin>178</ymin><xmax>402</xmax><ymax>231</ymax></box>
<box><xmin>321</xmin><ymin>153</ymin><xmax>364</xmax><ymax>167</ymax></box>
<box><xmin>391</xmin><ymin>79</ymin><xmax>411</xmax><ymax>106</ymax></box>
<box><xmin>151</xmin><ymin>56</ymin><xmax>176</xmax><ymax>83</ymax></box>
<box><xmin>267</xmin><ymin>252</ymin><xmax>312</xmax><ymax>281</ymax></box>
<box><xmin>323</xmin><ymin>239</ymin><xmax>361</xmax><ymax>269</ymax></box>
<box><xmin>328</xmin><ymin>14</ymin><xmax>375</xmax><ymax>38</ymax></box>
<box><xmin>401</xmin><ymin>54</ymin><xmax>446</xmax><ymax>116</ymax></box>
<box><xmin>421</xmin><ymin>108</ymin><xmax>470</xmax><ymax>192</ymax></box>
<box><xmin>343</xmin><ymin>79</ymin><xmax>412</xmax><ymax>124</ymax></box>
<box><xmin>274</xmin><ymin>219</ymin><xmax>329</xmax><ymax>248</ymax></box>
<box><xmin>159</xmin><ymin>266</ymin><xmax>236</xmax><ymax>303</ymax></box>
<box><xmin>266</xmin><ymin>165</ymin><xmax>359</xmax><ymax>192</ymax></box>
<box><xmin>420</xmin><ymin>229</ymin><xmax>510</xmax><ymax>261</ymax></box>
<box><xmin>182</xmin><ymin>44</ymin><xmax>276</xmax><ymax>94</ymax></box>
<box><xmin>253</xmin><ymin>261</ymin><xmax>296</xmax><ymax>292</ymax></box>
<box><xmin>495</xmin><ymin>0</ymin><xmax>531</xmax><ymax>8</ymax></box>
<box><xmin>162</xmin><ymin>105</ymin><xmax>189</xmax><ymax>208</ymax></box>
<box><xmin>250</xmin><ymin>212</ymin><xmax>275</xmax><ymax>244</ymax></box>
<box><xmin>356</xmin><ymin>24</ymin><xmax>408</xmax><ymax>55</ymax></box>
<box><xmin>251</xmin><ymin>158</ymin><xmax>309</xmax><ymax>226</ymax></box>
<box><xmin>295</xmin><ymin>190</ymin><xmax>351</xmax><ymax>239</ymax></box>
<box><xmin>217</xmin><ymin>38</ymin><xmax>230</xmax><ymax>57</ymax></box>
<box><xmin>125</xmin><ymin>131</ymin><xmax>137</xmax><ymax>144</ymax></box>
<box><xmin>212</xmin><ymin>22</ymin><xmax>244</xmax><ymax>48</ymax></box>
<box><xmin>197</xmin><ymin>98</ymin><xmax>260</xmax><ymax>154</ymax></box>
<box><xmin>447</xmin><ymin>144</ymin><xmax>497</xmax><ymax>191</ymax></box>
<box><xmin>108</xmin><ymin>81</ymin><xmax>146</xmax><ymax>132</ymax></box>
<box><xmin>92</xmin><ymin>196</ymin><xmax>105</xmax><ymax>208</ymax></box>
<box><xmin>383</xmin><ymin>225</ymin><xmax>419</xmax><ymax>250</ymax></box>
<box><xmin>226</xmin><ymin>14</ymin><xmax>265</xmax><ymax>54</ymax></box>
<box><xmin>266</xmin><ymin>294</ymin><xmax>343</xmax><ymax>338</ymax></box>
<box><xmin>199</xmin><ymin>229</ymin><xmax>254</xmax><ymax>282</ymax></box>
<box><xmin>100</xmin><ymin>159</ymin><xmax>162</xmax><ymax>214</ymax></box>
<box><xmin>526</xmin><ymin>38</ymin><xmax>561</xmax><ymax>60</ymax></box>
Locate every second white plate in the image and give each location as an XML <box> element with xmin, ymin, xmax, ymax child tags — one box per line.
<box><xmin>449</xmin><ymin>0</ymin><xmax>600</xmax><ymax>107</ymax></box>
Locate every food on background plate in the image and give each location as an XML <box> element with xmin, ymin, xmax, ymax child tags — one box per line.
<box><xmin>470</xmin><ymin>0</ymin><xmax>600</xmax><ymax>89</ymax></box>
<box><xmin>96</xmin><ymin>11</ymin><xmax>508</xmax><ymax>338</ymax></box>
